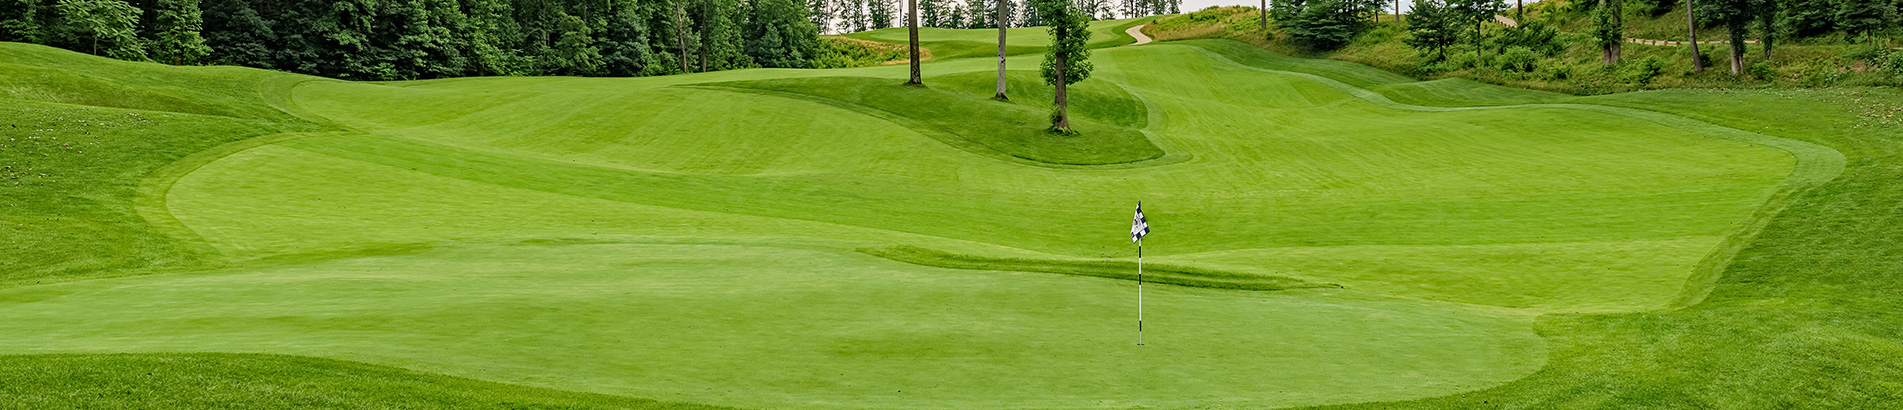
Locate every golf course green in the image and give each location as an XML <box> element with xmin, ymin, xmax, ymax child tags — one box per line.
<box><xmin>7</xmin><ymin>19</ymin><xmax>1897</xmax><ymax>409</ymax></box>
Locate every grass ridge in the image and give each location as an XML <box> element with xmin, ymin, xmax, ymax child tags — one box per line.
<box><xmin>860</xmin><ymin>245</ymin><xmax>1331</xmax><ymax>291</ymax></box>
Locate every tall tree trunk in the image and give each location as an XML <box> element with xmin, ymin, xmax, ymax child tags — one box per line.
<box><xmin>1260</xmin><ymin>0</ymin><xmax>1267</xmax><ymax>30</ymax></box>
<box><xmin>675</xmin><ymin>2</ymin><xmax>690</xmax><ymax>73</ymax></box>
<box><xmin>908</xmin><ymin>0</ymin><xmax>922</xmax><ymax>84</ymax></box>
<box><xmin>1516</xmin><ymin>0</ymin><xmax>1522</xmax><ymax>22</ymax></box>
<box><xmin>1053</xmin><ymin>55</ymin><xmax>1070</xmax><ymax>132</ymax></box>
<box><xmin>994</xmin><ymin>0</ymin><xmax>1007</xmax><ymax>99</ymax></box>
<box><xmin>1729</xmin><ymin>28</ymin><xmax>1745</xmax><ymax>75</ymax></box>
<box><xmin>700</xmin><ymin>0</ymin><xmax>711</xmax><ymax>72</ymax></box>
<box><xmin>1687</xmin><ymin>0</ymin><xmax>1701</xmax><ymax>73</ymax></box>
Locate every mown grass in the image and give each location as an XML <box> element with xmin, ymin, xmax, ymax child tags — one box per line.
<box><xmin>1168</xmin><ymin>37</ymin><xmax>1903</xmax><ymax>408</ymax></box>
<box><xmin>0</xmin><ymin>33</ymin><xmax>1882</xmax><ymax>409</ymax></box>
<box><xmin>862</xmin><ymin>245</ymin><xmax>1326</xmax><ymax>291</ymax></box>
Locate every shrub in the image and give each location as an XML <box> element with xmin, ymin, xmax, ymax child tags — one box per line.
<box><xmin>1620</xmin><ymin>56</ymin><xmax>1666</xmax><ymax>85</ymax></box>
<box><xmin>1678</xmin><ymin>44</ymin><xmax>1715</xmax><ymax>71</ymax></box>
<box><xmin>1747</xmin><ymin>60</ymin><xmax>1778</xmax><ymax>80</ymax></box>
<box><xmin>1536</xmin><ymin>59</ymin><xmax>1571</xmax><ymax>80</ymax></box>
<box><xmin>1500</xmin><ymin>46</ymin><xmax>1539</xmax><ymax>72</ymax></box>
<box><xmin>1881</xmin><ymin>51</ymin><xmax>1903</xmax><ymax>76</ymax></box>
<box><xmin>1494</xmin><ymin>21</ymin><xmax>1565</xmax><ymax>56</ymax></box>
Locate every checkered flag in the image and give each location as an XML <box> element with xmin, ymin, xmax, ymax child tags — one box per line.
<box><xmin>1131</xmin><ymin>202</ymin><xmax>1149</xmax><ymax>243</ymax></box>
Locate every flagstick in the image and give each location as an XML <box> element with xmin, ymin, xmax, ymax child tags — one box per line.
<box><xmin>1137</xmin><ymin>238</ymin><xmax>1144</xmax><ymax>346</ymax></box>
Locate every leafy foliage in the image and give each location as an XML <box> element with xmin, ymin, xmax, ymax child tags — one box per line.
<box><xmin>148</xmin><ymin>0</ymin><xmax>208</xmax><ymax>65</ymax></box>
<box><xmin>1404</xmin><ymin>0</ymin><xmax>1460</xmax><ymax>60</ymax></box>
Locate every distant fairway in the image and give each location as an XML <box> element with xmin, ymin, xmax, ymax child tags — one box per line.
<box><xmin>0</xmin><ymin>24</ymin><xmax>1866</xmax><ymax>409</ymax></box>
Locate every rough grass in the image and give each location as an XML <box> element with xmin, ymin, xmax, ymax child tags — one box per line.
<box><xmin>839</xmin><ymin>17</ymin><xmax>1152</xmax><ymax>60</ymax></box>
<box><xmin>0</xmin><ymin>353</ymin><xmax>733</xmax><ymax>410</ymax></box>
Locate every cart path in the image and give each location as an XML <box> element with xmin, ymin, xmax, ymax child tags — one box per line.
<box><xmin>1127</xmin><ymin>25</ymin><xmax>1153</xmax><ymax>45</ymax></box>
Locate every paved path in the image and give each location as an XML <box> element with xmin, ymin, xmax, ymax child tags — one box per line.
<box><xmin>1495</xmin><ymin>14</ymin><xmax>1518</xmax><ymax>28</ymax></box>
<box><xmin>1127</xmin><ymin>25</ymin><xmax>1153</xmax><ymax>45</ymax></box>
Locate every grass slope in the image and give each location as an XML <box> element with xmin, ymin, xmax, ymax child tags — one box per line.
<box><xmin>0</xmin><ymin>32</ymin><xmax>1874</xmax><ymax>409</ymax></box>
<box><xmin>705</xmin><ymin>74</ymin><xmax>1161</xmax><ymax>165</ymax></box>
<box><xmin>840</xmin><ymin>18</ymin><xmax>1151</xmax><ymax>60</ymax></box>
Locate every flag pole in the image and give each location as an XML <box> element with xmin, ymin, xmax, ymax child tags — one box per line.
<box><xmin>1137</xmin><ymin>238</ymin><xmax>1144</xmax><ymax>346</ymax></box>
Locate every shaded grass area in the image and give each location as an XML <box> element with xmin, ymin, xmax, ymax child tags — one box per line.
<box><xmin>0</xmin><ymin>353</ymin><xmax>733</xmax><ymax>410</ymax></box>
<box><xmin>704</xmin><ymin>75</ymin><xmax>1163</xmax><ymax>165</ymax></box>
<box><xmin>861</xmin><ymin>245</ymin><xmax>1327</xmax><ymax>291</ymax></box>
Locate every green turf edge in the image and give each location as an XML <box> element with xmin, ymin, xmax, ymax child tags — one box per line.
<box><xmin>859</xmin><ymin>245</ymin><xmax>1332</xmax><ymax>291</ymax></box>
<box><xmin>131</xmin><ymin>132</ymin><xmax>336</xmax><ymax>264</ymax></box>
<box><xmin>0</xmin><ymin>353</ymin><xmax>740</xmax><ymax>410</ymax></box>
<box><xmin>1180</xmin><ymin>39</ymin><xmax>1848</xmax><ymax>308</ymax></box>
<box><xmin>677</xmin><ymin>84</ymin><xmax>1189</xmax><ymax>169</ymax></box>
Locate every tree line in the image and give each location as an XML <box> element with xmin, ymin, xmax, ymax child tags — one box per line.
<box><xmin>820</xmin><ymin>0</ymin><xmax>1175</xmax><ymax>31</ymax></box>
<box><xmin>0</xmin><ymin>0</ymin><xmax>1176</xmax><ymax>81</ymax></box>
<box><xmin>0</xmin><ymin>0</ymin><xmax>828</xmax><ymax>79</ymax></box>
<box><xmin>1265</xmin><ymin>0</ymin><xmax>1901</xmax><ymax>78</ymax></box>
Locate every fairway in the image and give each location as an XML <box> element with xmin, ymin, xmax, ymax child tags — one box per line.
<box><xmin>0</xmin><ymin>29</ymin><xmax>1835</xmax><ymax>409</ymax></box>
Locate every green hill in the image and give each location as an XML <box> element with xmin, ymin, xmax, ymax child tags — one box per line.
<box><xmin>2</xmin><ymin>24</ymin><xmax>1899</xmax><ymax>409</ymax></box>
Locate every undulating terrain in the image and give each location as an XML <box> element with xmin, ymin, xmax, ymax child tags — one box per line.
<box><xmin>3</xmin><ymin>19</ymin><xmax>1899</xmax><ymax>409</ymax></box>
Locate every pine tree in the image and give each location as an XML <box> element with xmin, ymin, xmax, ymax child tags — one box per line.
<box><xmin>1403</xmin><ymin>0</ymin><xmax>1457</xmax><ymax>61</ymax></box>
<box><xmin>1837</xmin><ymin>0</ymin><xmax>1899</xmax><ymax>43</ymax></box>
<box><xmin>150</xmin><ymin>0</ymin><xmax>209</xmax><ymax>64</ymax></box>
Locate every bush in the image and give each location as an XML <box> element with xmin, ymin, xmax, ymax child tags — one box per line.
<box><xmin>1678</xmin><ymin>44</ymin><xmax>1715</xmax><ymax>71</ymax></box>
<box><xmin>1536</xmin><ymin>60</ymin><xmax>1571</xmax><ymax>80</ymax></box>
<box><xmin>1886</xmin><ymin>52</ymin><xmax>1903</xmax><ymax>75</ymax></box>
<box><xmin>1620</xmin><ymin>56</ymin><xmax>1666</xmax><ymax>85</ymax></box>
<box><xmin>1499</xmin><ymin>46</ymin><xmax>1539</xmax><ymax>72</ymax></box>
<box><xmin>1495</xmin><ymin>21</ymin><xmax>1564</xmax><ymax>56</ymax></box>
<box><xmin>1747</xmin><ymin>60</ymin><xmax>1778</xmax><ymax>80</ymax></box>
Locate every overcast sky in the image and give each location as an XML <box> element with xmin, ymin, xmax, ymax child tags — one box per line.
<box><xmin>1176</xmin><ymin>0</ymin><xmax>1543</xmax><ymax>16</ymax></box>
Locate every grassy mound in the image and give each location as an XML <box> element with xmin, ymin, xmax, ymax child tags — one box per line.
<box><xmin>705</xmin><ymin>74</ymin><xmax>1162</xmax><ymax>165</ymax></box>
<box><xmin>862</xmin><ymin>245</ymin><xmax>1326</xmax><ymax>291</ymax></box>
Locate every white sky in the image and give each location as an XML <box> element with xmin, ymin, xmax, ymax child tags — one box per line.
<box><xmin>1177</xmin><ymin>0</ymin><xmax>1544</xmax><ymax>16</ymax></box>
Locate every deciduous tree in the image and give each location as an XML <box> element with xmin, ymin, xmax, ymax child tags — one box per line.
<box><xmin>149</xmin><ymin>0</ymin><xmax>208</xmax><ymax>64</ymax></box>
<box><xmin>1031</xmin><ymin>0</ymin><xmax>1090</xmax><ymax>133</ymax></box>
<box><xmin>54</xmin><ymin>0</ymin><xmax>144</xmax><ymax>59</ymax></box>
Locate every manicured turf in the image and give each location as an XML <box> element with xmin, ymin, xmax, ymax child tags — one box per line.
<box><xmin>3</xmin><ymin>29</ymin><xmax>1889</xmax><ymax>409</ymax></box>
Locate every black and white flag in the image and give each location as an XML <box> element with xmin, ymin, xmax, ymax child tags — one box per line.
<box><xmin>1131</xmin><ymin>202</ymin><xmax>1149</xmax><ymax>243</ymax></box>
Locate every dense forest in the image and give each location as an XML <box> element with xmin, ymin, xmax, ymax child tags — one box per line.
<box><xmin>0</xmin><ymin>0</ymin><xmax>1178</xmax><ymax>80</ymax></box>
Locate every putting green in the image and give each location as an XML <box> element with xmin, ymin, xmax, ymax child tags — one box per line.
<box><xmin>0</xmin><ymin>39</ymin><xmax>1806</xmax><ymax>409</ymax></box>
